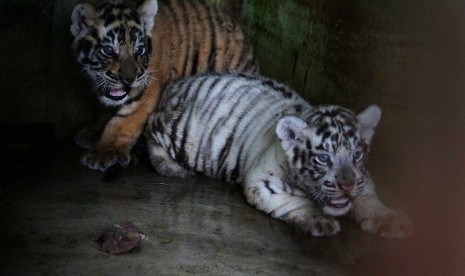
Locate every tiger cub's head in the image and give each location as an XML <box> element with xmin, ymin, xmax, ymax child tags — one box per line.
<box><xmin>276</xmin><ymin>105</ymin><xmax>382</xmax><ymax>217</ymax></box>
<box><xmin>70</xmin><ymin>0</ymin><xmax>157</xmax><ymax>106</ymax></box>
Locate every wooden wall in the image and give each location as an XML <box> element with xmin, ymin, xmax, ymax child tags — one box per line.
<box><xmin>0</xmin><ymin>0</ymin><xmax>454</xmax><ymax>138</ymax></box>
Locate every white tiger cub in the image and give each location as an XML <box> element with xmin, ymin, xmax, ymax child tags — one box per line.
<box><xmin>145</xmin><ymin>72</ymin><xmax>413</xmax><ymax>238</ymax></box>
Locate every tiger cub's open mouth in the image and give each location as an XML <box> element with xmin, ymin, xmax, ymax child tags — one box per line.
<box><xmin>327</xmin><ymin>196</ymin><xmax>351</xmax><ymax>209</ymax></box>
<box><xmin>105</xmin><ymin>89</ymin><xmax>128</xmax><ymax>101</ymax></box>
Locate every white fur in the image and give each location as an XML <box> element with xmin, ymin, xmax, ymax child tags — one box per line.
<box><xmin>146</xmin><ymin>74</ymin><xmax>413</xmax><ymax>238</ymax></box>
<box><xmin>357</xmin><ymin>104</ymin><xmax>381</xmax><ymax>144</ymax></box>
<box><xmin>276</xmin><ymin>115</ymin><xmax>308</xmax><ymax>151</ymax></box>
<box><xmin>138</xmin><ymin>0</ymin><xmax>158</xmax><ymax>34</ymax></box>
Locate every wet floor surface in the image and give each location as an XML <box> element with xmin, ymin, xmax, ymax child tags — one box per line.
<box><xmin>0</xmin><ymin>141</ymin><xmax>432</xmax><ymax>275</ymax></box>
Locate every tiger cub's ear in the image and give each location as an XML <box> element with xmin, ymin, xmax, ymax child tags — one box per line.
<box><xmin>357</xmin><ymin>105</ymin><xmax>382</xmax><ymax>144</ymax></box>
<box><xmin>138</xmin><ymin>0</ymin><xmax>158</xmax><ymax>34</ymax></box>
<box><xmin>276</xmin><ymin>115</ymin><xmax>308</xmax><ymax>151</ymax></box>
<box><xmin>70</xmin><ymin>2</ymin><xmax>96</xmax><ymax>38</ymax></box>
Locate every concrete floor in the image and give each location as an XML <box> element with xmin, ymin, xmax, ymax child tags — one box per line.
<box><xmin>0</xmin><ymin>140</ymin><xmax>444</xmax><ymax>275</ymax></box>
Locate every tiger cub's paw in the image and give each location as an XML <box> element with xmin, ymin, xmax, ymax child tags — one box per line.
<box><xmin>154</xmin><ymin>160</ymin><xmax>194</xmax><ymax>178</ymax></box>
<box><xmin>359</xmin><ymin>210</ymin><xmax>413</xmax><ymax>238</ymax></box>
<box><xmin>297</xmin><ymin>214</ymin><xmax>341</xmax><ymax>237</ymax></box>
<box><xmin>80</xmin><ymin>147</ymin><xmax>130</xmax><ymax>171</ymax></box>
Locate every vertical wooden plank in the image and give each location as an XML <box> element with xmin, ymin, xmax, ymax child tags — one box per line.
<box><xmin>237</xmin><ymin>0</ymin><xmax>424</xmax><ymax>110</ymax></box>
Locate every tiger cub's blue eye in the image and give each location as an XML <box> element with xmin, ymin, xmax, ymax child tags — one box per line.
<box><xmin>101</xmin><ymin>46</ymin><xmax>115</xmax><ymax>56</ymax></box>
<box><xmin>135</xmin><ymin>45</ymin><xmax>145</xmax><ymax>56</ymax></box>
<box><xmin>353</xmin><ymin>151</ymin><xmax>363</xmax><ymax>161</ymax></box>
<box><xmin>315</xmin><ymin>154</ymin><xmax>330</xmax><ymax>165</ymax></box>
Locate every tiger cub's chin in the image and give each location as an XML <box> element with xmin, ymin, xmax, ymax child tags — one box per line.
<box><xmin>146</xmin><ymin>72</ymin><xmax>413</xmax><ymax>238</ymax></box>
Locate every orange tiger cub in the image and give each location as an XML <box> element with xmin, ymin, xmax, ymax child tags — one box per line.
<box><xmin>70</xmin><ymin>0</ymin><xmax>258</xmax><ymax>171</ymax></box>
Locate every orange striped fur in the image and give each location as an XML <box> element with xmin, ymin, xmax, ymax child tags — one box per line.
<box><xmin>70</xmin><ymin>0</ymin><xmax>258</xmax><ymax>171</ymax></box>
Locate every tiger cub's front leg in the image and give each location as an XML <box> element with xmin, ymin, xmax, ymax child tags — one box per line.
<box><xmin>243</xmin><ymin>173</ymin><xmax>340</xmax><ymax>237</ymax></box>
<box><xmin>80</xmin><ymin>90</ymin><xmax>158</xmax><ymax>171</ymax></box>
<box><xmin>80</xmin><ymin>119</ymin><xmax>136</xmax><ymax>171</ymax></box>
<box><xmin>351</xmin><ymin>175</ymin><xmax>414</xmax><ymax>238</ymax></box>
<box><xmin>74</xmin><ymin>108</ymin><xmax>113</xmax><ymax>150</ymax></box>
<box><xmin>75</xmin><ymin>125</ymin><xmax>101</xmax><ymax>150</ymax></box>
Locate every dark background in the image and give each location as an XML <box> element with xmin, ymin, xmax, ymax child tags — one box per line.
<box><xmin>0</xmin><ymin>0</ymin><xmax>439</xmax><ymax>137</ymax></box>
<box><xmin>0</xmin><ymin>0</ymin><xmax>464</xmax><ymax>274</ymax></box>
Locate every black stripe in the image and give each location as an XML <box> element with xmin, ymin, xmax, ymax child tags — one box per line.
<box><xmin>306</xmin><ymin>140</ymin><xmax>312</xmax><ymax>149</ymax></box>
<box><xmin>222</xmin><ymin>15</ymin><xmax>232</xmax><ymax>70</ymax></box>
<box><xmin>281</xmin><ymin>181</ymin><xmax>289</xmax><ymax>193</ymax></box>
<box><xmin>168</xmin><ymin>109</ymin><xmax>183</xmax><ymax>161</ymax></box>
<box><xmin>169</xmin><ymin>0</ymin><xmax>187</xmax><ymax>80</ymax></box>
<box><xmin>313</xmin><ymin>170</ymin><xmax>327</xmax><ymax>181</ymax></box>
<box><xmin>236</xmin><ymin>42</ymin><xmax>248</xmax><ymax>71</ymax></box>
<box><xmin>176</xmin><ymin>77</ymin><xmax>210</xmax><ymax>167</ymax></box>
<box><xmin>300</xmin><ymin>151</ymin><xmax>307</xmax><ymax>164</ymax></box>
<box><xmin>190</xmin><ymin>1</ymin><xmax>205</xmax><ymax>74</ymax></box>
<box><xmin>124</xmin><ymin>90</ymin><xmax>145</xmax><ymax>105</ymax></box>
<box><xmin>315</xmin><ymin>144</ymin><xmax>325</xmax><ymax>151</ymax></box>
<box><xmin>129</xmin><ymin>27</ymin><xmax>143</xmax><ymax>41</ymax></box>
<box><xmin>191</xmin><ymin>49</ymin><xmax>200</xmax><ymax>75</ymax></box>
<box><xmin>193</xmin><ymin>77</ymin><xmax>222</xmax><ymax>169</ymax></box>
<box><xmin>204</xmin><ymin>116</ymin><xmax>228</xmax><ymax>175</ymax></box>
<box><xmin>316</xmin><ymin>123</ymin><xmax>329</xmax><ymax>135</ymax></box>
<box><xmin>146</xmin><ymin>36</ymin><xmax>153</xmax><ymax>54</ymax></box>
<box><xmin>206</xmin><ymin>5</ymin><xmax>217</xmax><ymax>71</ymax></box>
<box><xmin>322</xmin><ymin>130</ymin><xmax>331</xmax><ymax>141</ymax></box>
<box><xmin>292</xmin><ymin>147</ymin><xmax>300</xmax><ymax>165</ymax></box>
<box><xmin>219</xmin><ymin>167</ymin><xmax>228</xmax><ymax>181</ymax></box>
<box><xmin>220</xmin><ymin>85</ymin><xmax>275</xmax><ymax>181</ymax></box>
<box><xmin>117</xmin><ymin>27</ymin><xmax>125</xmax><ymax>43</ymax></box>
<box><xmin>179</xmin><ymin>0</ymin><xmax>191</xmax><ymax>76</ymax></box>
<box><xmin>104</xmin><ymin>28</ymin><xmax>115</xmax><ymax>42</ymax></box>
<box><xmin>243</xmin><ymin>54</ymin><xmax>258</xmax><ymax>74</ymax></box>
<box><xmin>198</xmin><ymin>76</ymin><xmax>237</xmax><ymax>122</ymax></box>
<box><xmin>262</xmin><ymin>80</ymin><xmax>293</xmax><ymax>98</ymax></box>
<box><xmin>230</xmin><ymin>150</ymin><xmax>241</xmax><ymax>183</ymax></box>
<box><xmin>216</xmin><ymin>136</ymin><xmax>233</xmax><ymax>178</ymax></box>
<box><xmin>264</xmin><ymin>180</ymin><xmax>276</xmax><ymax>194</ymax></box>
<box><xmin>214</xmin><ymin>76</ymin><xmax>285</xmax><ymax>182</ymax></box>
<box><xmin>200</xmin><ymin>81</ymin><xmax>250</xmax><ymax>135</ymax></box>
<box><xmin>236</xmin><ymin>72</ymin><xmax>257</xmax><ymax>81</ymax></box>
<box><xmin>155</xmin><ymin>117</ymin><xmax>164</xmax><ymax>133</ymax></box>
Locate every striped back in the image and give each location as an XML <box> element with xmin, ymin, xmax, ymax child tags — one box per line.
<box><xmin>155</xmin><ymin>0</ymin><xmax>259</xmax><ymax>78</ymax></box>
<box><xmin>148</xmin><ymin>73</ymin><xmax>311</xmax><ymax>183</ymax></box>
